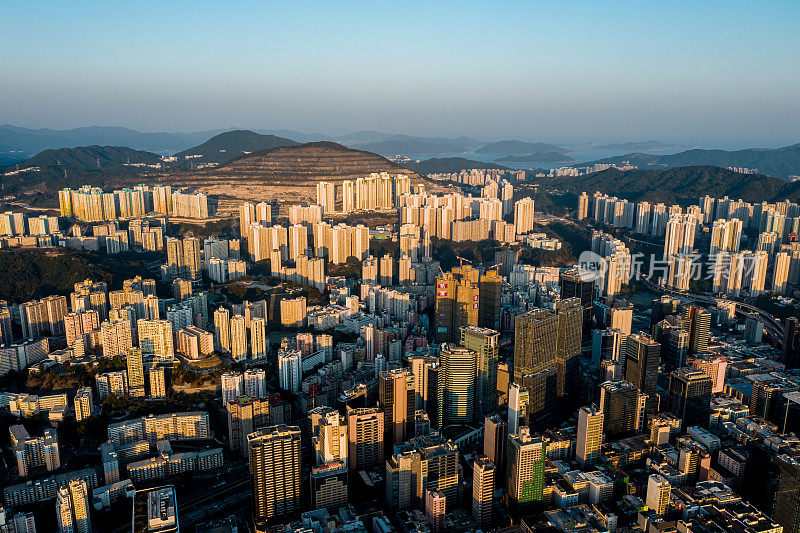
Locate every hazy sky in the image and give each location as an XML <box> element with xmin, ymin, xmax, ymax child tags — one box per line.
<box><xmin>2</xmin><ymin>1</ymin><xmax>799</xmax><ymax>147</ymax></box>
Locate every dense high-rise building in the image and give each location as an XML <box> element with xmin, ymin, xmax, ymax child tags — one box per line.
<box><xmin>149</xmin><ymin>364</ymin><xmax>168</xmax><ymax>398</ymax></box>
<box><xmin>646</xmin><ymin>474</ymin><xmax>671</xmax><ymax>516</ymax></box>
<box><xmin>554</xmin><ymin>298</ymin><xmax>583</xmax><ymax>396</ymax></box>
<box><xmin>227</xmin><ymin>396</ymin><xmax>271</xmax><ymax>455</ymax></box>
<box><xmin>213</xmin><ymin>307</ymin><xmax>231</xmax><ymax>353</ymax></box>
<box><xmin>248</xmin><ymin>425</ymin><xmax>301</xmax><ymax>524</ymax></box>
<box><xmin>599</xmin><ymin>380</ymin><xmax>646</xmax><ymax>438</ymax></box>
<box><xmin>559</xmin><ymin>268</ymin><xmax>595</xmax><ymax>331</ymax></box>
<box><xmin>438</xmin><ymin>344</ymin><xmax>477</xmax><ymax>427</ymax></box>
<box><xmin>461</xmin><ymin>325</ymin><xmax>499</xmax><ymax>415</ymax></box>
<box><xmin>513</xmin><ymin>308</ymin><xmax>557</xmax><ymax>383</ymax></box>
<box><xmin>667</xmin><ymin>369</ymin><xmax>712</xmax><ymax>427</ymax></box>
<box><xmin>577</xmin><ymin>192</ymin><xmax>589</xmax><ymax>220</ymax></box>
<box><xmin>229</xmin><ymin>314</ymin><xmax>247</xmax><ymax>362</ymax></box>
<box><xmin>478</xmin><ymin>270</ymin><xmax>502</xmax><ymax>330</ymax></box>
<box><xmin>784</xmin><ymin>317</ymin><xmax>800</xmax><ymax>369</ymax></box>
<box><xmin>513</xmin><ymin>197</ymin><xmax>535</xmax><ymax>235</ymax></box>
<box><xmin>310</xmin><ymin>461</ymin><xmax>348</xmax><ymax>510</ymax></box>
<box><xmin>126</xmin><ymin>348</ymin><xmax>145</xmax><ymax>397</ymax></box>
<box><xmin>472</xmin><ymin>455</ymin><xmax>495</xmax><ymax>529</ymax></box>
<box><xmin>775</xmin><ymin>454</ymin><xmax>800</xmax><ymax>533</ymax></box>
<box><xmin>279</xmin><ymin>349</ymin><xmax>302</xmax><ymax>393</ymax></box>
<box><xmin>221</xmin><ymin>372</ymin><xmax>244</xmax><ymax>406</ymax></box>
<box><xmin>310</xmin><ymin>407</ymin><xmax>349</xmax><ymax>467</ymax></box>
<box><xmin>379</xmin><ymin>369</ymin><xmax>415</xmax><ymax>445</ymax></box>
<box><xmin>624</xmin><ymin>333</ymin><xmax>661</xmax><ymax>412</ymax></box>
<box><xmin>346</xmin><ymin>407</ymin><xmax>384</xmax><ymax>470</ymax></box>
<box><xmin>576</xmin><ymin>405</ymin><xmax>604</xmax><ymax>467</ymax></box>
<box><xmin>505</xmin><ymin>428</ymin><xmax>546</xmax><ymax>513</ymax></box>
<box><xmin>73</xmin><ymin>387</ymin><xmax>94</xmax><ymax>421</ymax></box>
<box><xmin>56</xmin><ymin>479</ymin><xmax>91</xmax><ymax>533</ymax></box>
<box><xmin>684</xmin><ymin>306</ymin><xmax>711</xmax><ymax>354</ymax></box>
<box><xmin>521</xmin><ymin>368</ymin><xmax>558</xmax><ymax>423</ymax></box>
<box><xmin>507</xmin><ymin>382</ymin><xmax>529</xmax><ymax>437</ymax></box>
<box><xmin>137</xmin><ymin>319</ymin><xmax>174</xmax><ymax>362</ymax></box>
<box><xmin>483</xmin><ymin>414</ymin><xmax>507</xmax><ymax>486</ymax></box>
<box><xmin>433</xmin><ymin>266</ymin><xmax>481</xmax><ymax>343</ymax></box>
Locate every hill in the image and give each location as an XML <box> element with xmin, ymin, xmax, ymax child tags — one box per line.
<box><xmin>496</xmin><ymin>152</ymin><xmax>575</xmax><ymax>164</ymax></box>
<box><xmin>554</xmin><ymin>165</ymin><xmax>800</xmax><ymax>204</ymax></box>
<box><xmin>403</xmin><ymin>157</ymin><xmax>510</xmax><ymax>175</ymax></box>
<box><xmin>577</xmin><ymin>143</ymin><xmax>800</xmax><ymax>179</ymax></box>
<box><xmin>0</xmin><ymin>124</ymin><xmax>224</xmax><ymax>156</ymax></box>
<box><xmin>160</xmin><ymin>141</ymin><xmax>437</xmax><ymax>205</ymax></box>
<box><xmin>476</xmin><ymin>140</ymin><xmax>563</xmax><ymax>154</ymax></box>
<box><xmin>356</xmin><ymin>135</ymin><xmax>478</xmax><ymax>155</ymax></box>
<box><xmin>174</xmin><ymin>130</ymin><xmax>299</xmax><ymax>166</ymax></box>
<box><xmin>595</xmin><ymin>140</ymin><xmax>687</xmax><ymax>152</ymax></box>
<box><xmin>0</xmin><ymin>145</ymin><xmax>163</xmax><ymax>194</ymax></box>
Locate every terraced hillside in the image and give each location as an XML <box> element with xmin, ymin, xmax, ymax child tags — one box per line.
<box><xmin>160</xmin><ymin>141</ymin><xmax>441</xmax><ymax>206</ymax></box>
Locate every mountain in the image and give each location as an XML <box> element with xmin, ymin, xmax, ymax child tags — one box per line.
<box><xmin>0</xmin><ymin>124</ymin><xmax>225</xmax><ymax>157</ymax></box>
<box><xmin>160</xmin><ymin>141</ymin><xmax>437</xmax><ymax>205</ymax></box>
<box><xmin>576</xmin><ymin>143</ymin><xmax>800</xmax><ymax>179</ymax></box>
<box><xmin>476</xmin><ymin>140</ymin><xmax>564</xmax><ymax>154</ymax></box>
<box><xmin>403</xmin><ymin>157</ymin><xmax>510</xmax><ymax>175</ymax></box>
<box><xmin>355</xmin><ymin>135</ymin><xmax>478</xmax><ymax>155</ymax></box>
<box><xmin>496</xmin><ymin>152</ymin><xmax>575</xmax><ymax>164</ymax></box>
<box><xmin>253</xmin><ymin>129</ymin><xmax>333</xmax><ymax>143</ymax></box>
<box><xmin>336</xmin><ymin>131</ymin><xmax>395</xmax><ymax>143</ymax></box>
<box><xmin>0</xmin><ymin>145</ymin><xmax>163</xmax><ymax>194</ymax></box>
<box><xmin>174</xmin><ymin>130</ymin><xmax>299</xmax><ymax>166</ymax></box>
<box><xmin>555</xmin><ymin>165</ymin><xmax>800</xmax><ymax>204</ymax></box>
<box><xmin>594</xmin><ymin>140</ymin><xmax>687</xmax><ymax>152</ymax></box>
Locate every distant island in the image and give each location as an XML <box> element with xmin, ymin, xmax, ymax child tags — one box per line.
<box><xmin>496</xmin><ymin>152</ymin><xmax>575</xmax><ymax>164</ymax></box>
<box><xmin>476</xmin><ymin>140</ymin><xmax>564</xmax><ymax>154</ymax></box>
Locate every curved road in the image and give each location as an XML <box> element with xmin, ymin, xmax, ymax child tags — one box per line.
<box><xmin>642</xmin><ymin>277</ymin><xmax>785</xmax><ymax>346</ymax></box>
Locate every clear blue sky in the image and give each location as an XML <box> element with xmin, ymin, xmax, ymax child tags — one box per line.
<box><xmin>2</xmin><ymin>1</ymin><xmax>799</xmax><ymax>147</ymax></box>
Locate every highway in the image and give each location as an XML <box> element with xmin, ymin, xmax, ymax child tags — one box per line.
<box><xmin>642</xmin><ymin>277</ymin><xmax>785</xmax><ymax>345</ymax></box>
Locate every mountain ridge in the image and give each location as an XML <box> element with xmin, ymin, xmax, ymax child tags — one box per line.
<box><xmin>174</xmin><ymin>130</ymin><xmax>299</xmax><ymax>166</ymax></box>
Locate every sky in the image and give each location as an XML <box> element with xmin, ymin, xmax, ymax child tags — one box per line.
<box><xmin>2</xmin><ymin>1</ymin><xmax>799</xmax><ymax>148</ymax></box>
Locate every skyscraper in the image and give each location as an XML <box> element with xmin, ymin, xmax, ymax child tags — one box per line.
<box><xmin>599</xmin><ymin>380</ymin><xmax>646</xmax><ymax>438</ymax></box>
<box><xmin>227</xmin><ymin>396</ymin><xmax>271</xmax><ymax>455</ymax></box>
<box><xmin>513</xmin><ymin>308</ymin><xmax>557</xmax><ymax>383</ymax></box>
<box><xmin>346</xmin><ymin>407</ymin><xmax>384</xmax><ymax>470</ymax></box>
<box><xmin>784</xmin><ymin>317</ymin><xmax>800</xmax><ymax>369</ymax></box>
<box><xmin>126</xmin><ymin>348</ymin><xmax>145</xmax><ymax>397</ymax></box>
<box><xmin>56</xmin><ymin>479</ymin><xmax>91</xmax><ymax>533</ymax></box>
<box><xmin>137</xmin><ymin>319</ymin><xmax>174</xmax><ymax>362</ymax></box>
<box><xmin>576</xmin><ymin>405</ymin><xmax>604</xmax><ymax>467</ymax></box>
<box><xmin>505</xmin><ymin>428</ymin><xmax>546</xmax><ymax>513</ymax></box>
<box><xmin>379</xmin><ymin>369</ymin><xmax>415</xmax><ymax>445</ymax></box>
<box><xmin>507</xmin><ymin>382</ymin><xmax>529</xmax><ymax>436</ymax></box>
<box><xmin>624</xmin><ymin>333</ymin><xmax>661</xmax><ymax>412</ymax></box>
<box><xmin>248</xmin><ymin>425</ymin><xmax>301</xmax><ymax>524</ymax></box>
<box><xmin>438</xmin><ymin>344</ymin><xmax>477</xmax><ymax>427</ymax></box>
<box><xmin>461</xmin><ymin>325</ymin><xmax>499</xmax><ymax>416</ymax></box>
<box><xmin>310</xmin><ymin>407</ymin><xmax>349</xmax><ymax>467</ymax></box>
<box><xmin>213</xmin><ymin>307</ymin><xmax>231</xmax><ymax>353</ymax></box>
<box><xmin>559</xmin><ymin>268</ymin><xmax>595</xmax><ymax>331</ymax></box>
<box><xmin>667</xmin><ymin>368</ymin><xmax>712</xmax><ymax>427</ymax></box>
<box><xmin>684</xmin><ymin>306</ymin><xmax>711</xmax><ymax>354</ymax></box>
<box><xmin>483</xmin><ymin>414</ymin><xmax>507</xmax><ymax>486</ymax></box>
<box><xmin>278</xmin><ymin>349</ymin><xmax>302</xmax><ymax>393</ymax></box>
<box><xmin>554</xmin><ymin>298</ymin><xmax>583</xmax><ymax>397</ymax></box>
<box><xmin>478</xmin><ymin>270</ymin><xmax>502</xmax><ymax>330</ymax></box>
<box><xmin>775</xmin><ymin>454</ymin><xmax>800</xmax><ymax>533</ymax></box>
<box><xmin>646</xmin><ymin>474</ymin><xmax>671</xmax><ymax>515</ymax></box>
<box><xmin>472</xmin><ymin>456</ymin><xmax>495</xmax><ymax>529</ymax></box>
